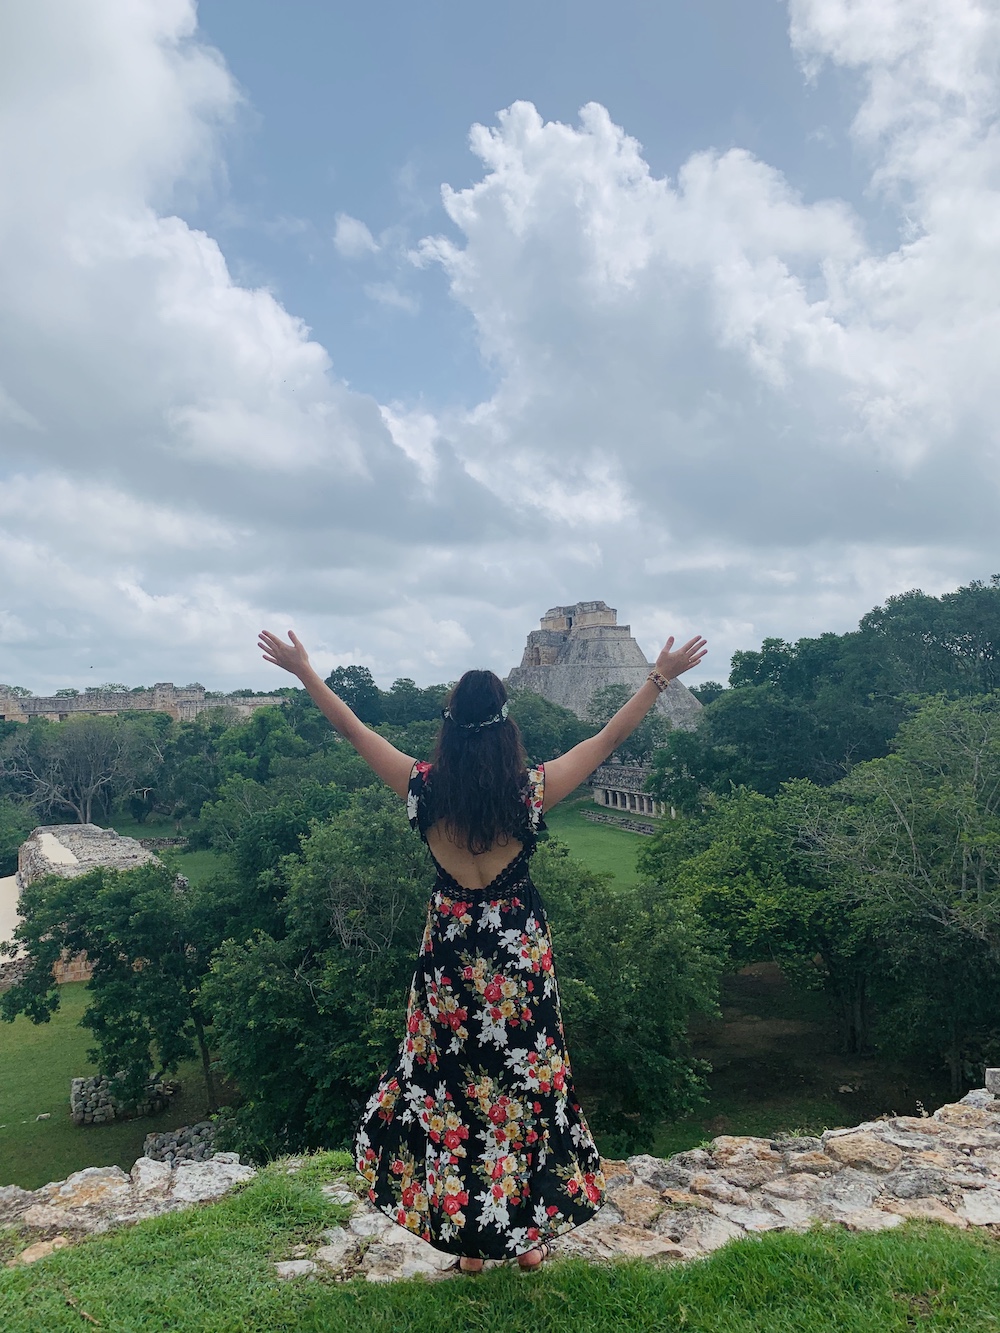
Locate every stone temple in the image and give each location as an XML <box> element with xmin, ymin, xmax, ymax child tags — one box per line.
<box><xmin>505</xmin><ymin>601</ymin><xmax>703</xmax><ymax>729</ymax></box>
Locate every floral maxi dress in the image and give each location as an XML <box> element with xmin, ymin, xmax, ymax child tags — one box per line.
<box><xmin>354</xmin><ymin>761</ymin><xmax>606</xmax><ymax>1258</ymax></box>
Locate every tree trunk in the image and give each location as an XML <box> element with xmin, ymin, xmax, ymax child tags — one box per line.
<box><xmin>191</xmin><ymin>1008</ymin><xmax>218</xmax><ymax>1113</ymax></box>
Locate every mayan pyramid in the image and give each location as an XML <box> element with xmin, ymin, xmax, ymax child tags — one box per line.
<box><xmin>505</xmin><ymin>601</ymin><xmax>703</xmax><ymax>729</ymax></box>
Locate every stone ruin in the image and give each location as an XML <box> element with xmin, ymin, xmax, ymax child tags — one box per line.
<box><xmin>506</xmin><ymin>601</ymin><xmax>702</xmax><ymax>729</ymax></box>
<box><xmin>70</xmin><ymin>1074</ymin><xmax>179</xmax><ymax>1126</ymax></box>
<box><xmin>0</xmin><ymin>682</ymin><xmax>282</xmax><ymax>725</ymax></box>
<box><xmin>9</xmin><ymin>1081</ymin><xmax>1000</xmax><ymax>1279</ymax></box>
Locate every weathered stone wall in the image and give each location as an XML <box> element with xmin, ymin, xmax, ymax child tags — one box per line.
<box><xmin>582</xmin><ymin>811</ymin><xmax>658</xmax><ymax>835</ymax></box>
<box><xmin>507</xmin><ymin>601</ymin><xmax>703</xmax><ymax>730</ymax></box>
<box><xmin>143</xmin><ymin>1122</ymin><xmax>218</xmax><ymax>1164</ymax></box>
<box><xmin>0</xmin><ymin>682</ymin><xmax>283</xmax><ymax>724</ymax></box>
<box><xmin>17</xmin><ymin>825</ymin><xmax>157</xmax><ymax>890</ymax></box>
<box><xmin>70</xmin><ymin>1075</ymin><xmax>179</xmax><ymax>1126</ymax></box>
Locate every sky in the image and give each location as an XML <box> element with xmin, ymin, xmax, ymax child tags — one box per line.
<box><xmin>1</xmin><ymin>0</ymin><xmax>998</xmax><ymax>694</ymax></box>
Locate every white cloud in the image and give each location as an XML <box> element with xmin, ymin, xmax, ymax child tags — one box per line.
<box><xmin>333</xmin><ymin>212</ymin><xmax>379</xmax><ymax>258</ymax></box>
<box><xmin>2</xmin><ymin>0</ymin><xmax>999</xmax><ymax>696</ymax></box>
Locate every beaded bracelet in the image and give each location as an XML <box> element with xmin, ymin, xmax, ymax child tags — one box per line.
<box><xmin>647</xmin><ymin>670</ymin><xmax>671</xmax><ymax>692</ymax></box>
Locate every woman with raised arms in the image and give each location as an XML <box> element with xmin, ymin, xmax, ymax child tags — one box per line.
<box><xmin>258</xmin><ymin>626</ymin><xmax>706</xmax><ymax>1272</ymax></box>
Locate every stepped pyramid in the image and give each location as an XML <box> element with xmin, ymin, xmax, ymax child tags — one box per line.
<box><xmin>505</xmin><ymin>601</ymin><xmax>702</xmax><ymax>729</ymax></box>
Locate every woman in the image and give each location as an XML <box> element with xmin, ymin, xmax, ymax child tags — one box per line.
<box><xmin>258</xmin><ymin>627</ymin><xmax>707</xmax><ymax>1271</ymax></box>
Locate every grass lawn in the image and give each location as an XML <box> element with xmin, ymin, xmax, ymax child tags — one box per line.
<box><xmin>0</xmin><ymin>982</ymin><xmax>213</xmax><ymax>1190</ymax></box>
<box><xmin>3</xmin><ymin>1158</ymin><xmax>1000</xmax><ymax>1332</ymax></box>
<box><xmin>544</xmin><ymin>790</ymin><xmax>647</xmax><ymax>887</ymax></box>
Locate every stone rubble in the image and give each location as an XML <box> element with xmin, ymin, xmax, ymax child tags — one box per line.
<box><xmin>142</xmin><ymin>1121</ymin><xmax>217</xmax><ymax>1163</ymax></box>
<box><xmin>11</xmin><ymin>1088</ymin><xmax>1000</xmax><ymax>1279</ymax></box>
<box><xmin>2</xmin><ymin>1153</ymin><xmax>254</xmax><ymax>1263</ymax></box>
<box><xmin>70</xmin><ymin>1073</ymin><xmax>179</xmax><ymax>1126</ymax></box>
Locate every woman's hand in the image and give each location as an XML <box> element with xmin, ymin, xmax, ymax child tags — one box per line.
<box><xmin>258</xmin><ymin>629</ymin><xmax>311</xmax><ymax>678</ymax></box>
<box><xmin>655</xmin><ymin>634</ymin><xmax>708</xmax><ymax>681</ymax></box>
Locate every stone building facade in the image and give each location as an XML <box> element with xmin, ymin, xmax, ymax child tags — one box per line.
<box><xmin>590</xmin><ymin>764</ymin><xmax>669</xmax><ymax>817</ymax></box>
<box><xmin>505</xmin><ymin>601</ymin><xmax>702</xmax><ymax>729</ymax></box>
<box><xmin>0</xmin><ymin>683</ymin><xmax>283</xmax><ymax>724</ymax></box>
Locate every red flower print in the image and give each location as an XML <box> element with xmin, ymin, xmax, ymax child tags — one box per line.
<box><xmin>546</xmin><ymin>1204</ymin><xmax>559</xmax><ymax>1216</ymax></box>
<box><xmin>391</xmin><ymin>1159</ymin><xmax>405</xmax><ymax>1175</ymax></box>
<box><xmin>466</xmin><ymin>1083</ymin><xmax>477</xmax><ymax>1098</ymax></box>
<box><xmin>401</xmin><ymin>1185</ymin><xmax>415</xmax><ymax>1207</ymax></box>
<box><xmin>490</xmin><ymin>1006</ymin><xmax>502</xmax><ymax>1020</ymax></box>
<box><xmin>424</xmin><ymin>1095</ymin><xmax>434</xmax><ymax>1108</ymax></box>
<box><xmin>407</xmin><ymin>1015</ymin><xmax>420</xmax><ymax>1033</ymax></box>
<box><xmin>521</xmin><ymin>1008</ymin><xmax>532</xmax><ymax>1021</ymax></box>
<box><xmin>553</xmin><ymin>1070</ymin><xmax>565</xmax><ymax>1090</ymax></box>
<box><xmin>488</xmin><ymin>1104</ymin><xmax>505</xmax><ymax>1125</ymax></box>
<box><xmin>462</xmin><ymin>966</ymin><xmax>474</xmax><ymax>980</ymax></box>
<box><xmin>484</xmin><ymin>982</ymin><xmax>502</xmax><ymax>1002</ymax></box>
<box><xmin>444</xmin><ymin>1130</ymin><xmax>461</xmax><ymax>1149</ymax></box>
<box><xmin>527</xmin><ymin>981</ymin><xmax>534</xmax><ymax>992</ymax></box>
<box><xmin>492</xmin><ymin>1184</ymin><xmax>504</xmax><ymax>1199</ymax></box>
<box><xmin>527</xmin><ymin>1227</ymin><xmax>540</xmax><ymax>1241</ymax></box>
<box><xmin>443</xmin><ymin>1196</ymin><xmax>461</xmax><ymax>1216</ymax></box>
<box><xmin>527</xmin><ymin>1130</ymin><xmax>538</xmax><ymax>1144</ymax></box>
<box><xmin>458</xmin><ymin>1191</ymin><xmax>469</xmax><ymax>1205</ymax></box>
<box><xmin>585</xmin><ymin>1182</ymin><xmax>602</xmax><ymax>1203</ymax></box>
<box><xmin>491</xmin><ymin>1161</ymin><xmax>504</xmax><ymax>1179</ymax></box>
<box><xmin>567</xmin><ymin>1179</ymin><xmax>580</xmax><ymax>1195</ymax></box>
<box><xmin>451</xmin><ymin>902</ymin><xmax>466</xmax><ymax>917</ymax></box>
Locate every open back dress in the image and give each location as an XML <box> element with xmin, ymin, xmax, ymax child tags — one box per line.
<box><xmin>354</xmin><ymin>760</ymin><xmax>606</xmax><ymax>1258</ymax></box>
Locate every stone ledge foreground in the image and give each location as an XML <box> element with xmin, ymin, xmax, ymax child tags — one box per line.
<box><xmin>8</xmin><ymin>1089</ymin><xmax>1000</xmax><ymax>1280</ymax></box>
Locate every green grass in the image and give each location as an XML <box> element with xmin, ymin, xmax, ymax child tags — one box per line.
<box><xmin>0</xmin><ymin>982</ymin><xmax>213</xmax><ymax>1190</ymax></box>
<box><xmin>545</xmin><ymin>791</ymin><xmax>646</xmax><ymax>887</ymax></box>
<box><xmin>166</xmin><ymin>847</ymin><xmax>227</xmax><ymax>887</ymax></box>
<box><xmin>2</xmin><ymin>1162</ymin><xmax>1000</xmax><ymax>1332</ymax></box>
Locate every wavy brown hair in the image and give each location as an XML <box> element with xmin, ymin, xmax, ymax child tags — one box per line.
<box><xmin>425</xmin><ymin>670</ymin><xmax>529</xmax><ymax>854</ymax></box>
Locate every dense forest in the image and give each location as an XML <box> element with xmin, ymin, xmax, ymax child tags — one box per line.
<box><xmin>3</xmin><ymin>577</ymin><xmax>1000</xmax><ymax>1158</ymax></box>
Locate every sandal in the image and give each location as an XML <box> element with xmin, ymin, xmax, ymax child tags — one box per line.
<box><xmin>455</xmin><ymin>1256</ymin><xmax>484</xmax><ymax>1274</ymax></box>
<box><xmin>517</xmin><ymin>1242</ymin><xmax>552</xmax><ymax>1272</ymax></box>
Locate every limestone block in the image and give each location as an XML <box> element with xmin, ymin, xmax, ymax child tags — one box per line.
<box><xmin>879</xmin><ymin>1197</ymin><xmax>968</xmax><ymax>1228</ymax></box>
<box><xmin>603</xmin><ymin>1181</ymin><xmax>665</xmax><ymax>1228</ymax></box>
<box><xmin>275</xmin><ymin>1259</ymin><xmax>318</xmax><ymax>1279</ymax></box>
<box><xmin>891</xmin><ymin>1117</ymin><xmax>945</xmax><ymax>1135</ymax></box>
<box><xmin>824</xmin><ymin>1132</ymin><xmax>903</xmax><ymax>1174</ymax></box>
<box><xmin>985</xmin><ymin>1070</ymin><xmax>1000</xmax><ymax>1095</ymax></box>
<box><xmin>765</xmin><ymin>1196</ymin><xmax>816</xmax><ymax>1228</ymax></box>
<box><xmin>715</xmin><ymin>1204</ymin><xmax>785</xmax><ymax>1232</ymax></box>
<box><xmin>679</xmin><ymin>1212</ymin><xmax>747</xmax><ymax>1254</ymax></box>
<box><xmin>957</xmin><ymin>1189</ymin><xmax>1000</xmax><ymax>1225</ymax></box>
<box><xmin>762</xmin><ymin>1173</ymin><xmax>826</xmax><ymax>1202</ymax></box>
<box><xmin>840</xmin><ymin>1208</ymin><xmax>905</xmax><ymax>1232</ymax></box>
<box><xmin>36</xmin><ymin>1165</ymin><xmax>132</xmax><ymax>1208</ymax></box>
<box><xmin>360</xmin><ymin>1234</ymin><xmax>456</xmax><ymax>1282</ymax></box>
<box><xmin>959</xmin><ymin>1089</ymin><xmax>997</xmax><ymax>1108</ymax></box>
<box><xmin>883</xmin><ymin>1169</ymin><xmax>952</xmax><ymax>1199</ymax></box>
<box><xmin>320</xmin><ymin>1185</ymin><xmax>357</xmax><ymax>1207</ymax></box>
<box><xmin>934</xmin><ymin>1104</ymin><xmax>1000</xmax><ymax>1129</ymax></box>
<box><xmin>687</xmin><ymin>1173</ymin><xmax>753</xmax><ymax>1207</ymax></box>
<box><xmin>816</xmin><ymin>1167</ymin><xmax>884</xmax><ymax>1220</ymax></box>
<box><xmin>314</xmin><ymin>1229</ymin><xmax>358</xmax><ymax>1270</ymax></box>
<box><xmin>130</xmin><ymin>1157</ymin><xmax>172</xmax><ymax>1196</ymax></box>
<box><xmin>0</xmin><ymin>1184</ymin><xmax>34</xmax><ymax>1225</ymax></box>
<box><xmin>349</xmin><ymin>1204</ymin><xmax>397</xmax><ymax>1239</ymax></box>
<box><xmin>7</xmin><ymin>1236</ymin><xmax>72</xmax><ymax>1266</ymax></box>
<box><xmin>627</xmin><ymin>1152</ymin><xmax>700</xmax><ymax>1192</ymax></box>
<box><xmin>785</xmin><ymin>1151</ymin><xmax>842</xmax><ymax>1175</ymax></box>
<box><xmin>169</xmin><ymin>1156</ymin><xmax>254</xmax><ymax>1203</ymax></box>
<box><xmin>555</xmin><ymin>1220</ymin><xmax>691</xmax><ymax>1263</ymax></box>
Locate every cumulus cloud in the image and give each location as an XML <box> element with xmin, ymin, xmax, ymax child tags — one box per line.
<box><xmin>1</xmin><ymin>0</ymin><xmax>999</xmax><ymax>694</ymax></box>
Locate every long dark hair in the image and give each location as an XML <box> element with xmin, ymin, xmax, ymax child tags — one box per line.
<box><xmin>426</xmin><ymin>670</ymin><xmax>529</xmax><ymax>854</ymax></box>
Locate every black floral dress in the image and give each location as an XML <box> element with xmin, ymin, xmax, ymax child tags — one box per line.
<box><xmin>354</xmin><ymin>760</ymin><xmax>606</xmax><ymax>1258</ymax></box>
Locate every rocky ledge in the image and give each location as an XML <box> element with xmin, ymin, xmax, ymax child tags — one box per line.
<box><xmin>267</xmin><ymin>1086</ymin><xmax>1000</xmax><ymax>1282</ymax></box>
<box><xmin>2</xmin><ymin>1154</ymin><xmax>254</xmax><ymax>1265</ymax></box>
<box><xmin>9</xmin><ymin>1089</ymin><xmax>1000</xmax><ymax>1279</ymax></box>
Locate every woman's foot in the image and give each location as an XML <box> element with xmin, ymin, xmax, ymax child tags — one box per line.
<box><xmin>517</xmin><ymin>1242</ymin><xmax>551</xmax><ymax>1271</ymax></box>
<box><xmin>458</xmin><ymin>1256</ymin><xmax>484</xmax><ymax>1273</ymax></box>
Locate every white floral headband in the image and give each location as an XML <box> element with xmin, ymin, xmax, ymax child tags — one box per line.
<box><xmin>442</xmin><ymin>700</ymin><xmax>510</xmax><ymax>729</ymax></box>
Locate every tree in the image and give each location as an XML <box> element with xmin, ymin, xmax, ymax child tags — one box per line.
<box><xmin>202</xmin><ymin>785</ymin><xmax>431</xmax><ymax>1156</ymax></box>
<box><xmin>1</xmin><ymin>862</ymin><xmax>221</xmax><ymax>1111</ymax></box>
<box><xmin>535</xmin><ymin>841</ymin><xmax>721</xmax><ymax>1151</ymax></box>
<box><xmin>380</xmin><ymin>678</ymin><xmax>449</xmax><ymax>727</ymax></box>
<box><xmin>0</xmin><ymin>715</ymin><xmax>155</xmax><ymax>823</ymax></box>
<box><xmin>587</xmin><ymin>684</ymin><xmax>672</xmax><ymax>765</ymax></box>
<box><xmin>506</xmin><ymin>691</ymin><xmax>590</xmax><ymax>766</ymax></box>
<box><xmin>0</xmin><ymin>799</ymin><xmax>33</xmax><ymax>876</ymax></box>
<box><xmin>325</xmin><ymin>665</ymin><xmax>382</xmax><ymax>724</ymax></box>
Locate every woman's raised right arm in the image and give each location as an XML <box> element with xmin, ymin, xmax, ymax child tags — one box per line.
<box><xmin>540</xmin><ymin>634</ymin><xmax>707</xmax><ymax>810</ymax></box>
<box><xmin>258</xmin><ymin>630</ymin><xmax>415</xmax><ymax>798</ymax></box>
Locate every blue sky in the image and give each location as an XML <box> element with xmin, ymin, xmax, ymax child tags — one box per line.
<box><xmin>192</xmin><ymin>0</ymin><xmax>865</xmax><ymax>405</ymax></box>
<box><xmin>1</xmin><ymin>0</ymin><xmax>998</xmax><ymax>693</ymax></box>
